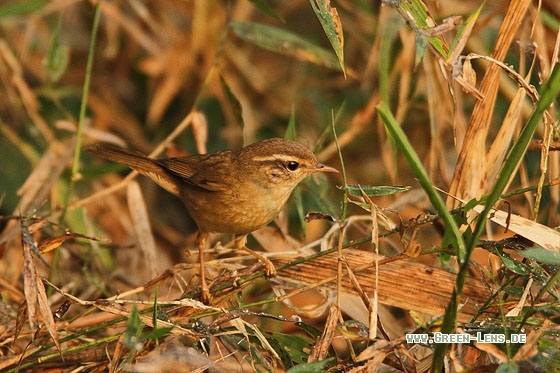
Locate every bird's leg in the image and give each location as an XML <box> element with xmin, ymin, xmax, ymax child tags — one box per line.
<box><xmin>233</xmin><ymin>234</ymin><xmax>276</xmax><ymax>278</ymax></box>
<box><xmin>196</xmin><ymin>231</ymin><xmax>211</xmax><ymax>303</ymax></box>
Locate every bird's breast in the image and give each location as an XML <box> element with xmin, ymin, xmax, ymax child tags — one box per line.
<box><xmin>179</xmin><ymin>182</ymin><xmax>293</xmax><ymax>234</ymax></box>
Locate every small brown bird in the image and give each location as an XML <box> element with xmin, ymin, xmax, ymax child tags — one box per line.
<box><xmin>86</xmin><ymin>138</ymin><xmax>338</xmax><ymax>302</ymax></box>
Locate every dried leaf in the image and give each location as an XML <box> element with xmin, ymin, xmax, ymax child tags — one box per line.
<box><xmin>14</xmin><ymin>302</ymin><xmax>27</xmax><ymax>348</ymax></box>
<box><xmin>38</xmin><ymin>231</ymin><xmax>106</xmax><ymax>254</ymax></box>
<box><xmin>308</xmin><ymin>305</ymin><xmax>340</xmax><ymax>362</ymax></box>
<box><xmin>462</xmin><ymin>58</ymin><xmax>477</xmax><ymax>88</ymax></box>
<box><xmin>34</xmin><ymin>268</ymin><xmax>60</xmax><ymax>351</ymax></box>
<box><xmin>472</xmin><ymin>205</ymin><xmax>560</xmax><ymax>252</ymax></box>
<box><xmin>21</xmin><ymin>221</ymin><xmax>60</xmax><ymax>351</ymax></box>
<box><xmin>404</xmin><ymin>229</ymin><xmax>422</xmax><ymax>258</ymax></box>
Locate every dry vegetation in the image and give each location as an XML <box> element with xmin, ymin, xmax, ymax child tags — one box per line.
<box><xmin>0</xmin><ymin>0</ymin><xmax>559</xmax><ymax>371</ymax></box>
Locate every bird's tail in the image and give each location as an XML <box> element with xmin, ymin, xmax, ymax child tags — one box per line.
<box><xmin>85</xmin><ymin>144</ymin><xmax>179</xmax><ymax>196</ymax></box>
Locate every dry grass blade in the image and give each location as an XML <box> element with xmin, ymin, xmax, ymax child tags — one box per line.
<box><xmin>448</xmin><ymin>0</ymin><xmax>533</xmax><ymax>206</ymax></box>
<box><xmin>361</xmin><ymin>188</ymin><xmax>380</xmax><ymax>339</ymax></box>
<box><xmin>486</xmin><ymin>88</ymin><xmax>528</xmax><ymax>183</ymax></box>
<box><xmin>191</xmin><ymin>111</ymin><xmax>209</xmax><ymax>155</ymax></box>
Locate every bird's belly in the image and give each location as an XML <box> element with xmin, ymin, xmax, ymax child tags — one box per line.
<box><xmin>181</xmin><ymin>188</ymin><xmax>286</xmax><ymax>234</ymax></box>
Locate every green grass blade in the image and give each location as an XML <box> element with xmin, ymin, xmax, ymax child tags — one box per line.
<box><xmin>230</xmin><ymin>21</ymin><xmax>341</xmax><ymax>71</ymax></box>
<box><xmin>309</xmin><ymin>0</ymin><xmax>345</xmax><ymax>75</ymax></box>
<box><xmin>376</xmin><ymin>102</ymin><xmax>465</xmax><ymax>259</ymax></box>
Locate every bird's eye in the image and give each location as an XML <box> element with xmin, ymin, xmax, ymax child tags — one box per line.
<box><xmin>286</xmin><ymin>161</ymin><xmax>299</xmax><ymax>171</ymax></box>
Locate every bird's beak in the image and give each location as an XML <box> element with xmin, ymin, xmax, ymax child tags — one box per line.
<box><xmin>315</xmin><ymin>163</ymin><xmax>339</xmax><ymax>173</ymax></box>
